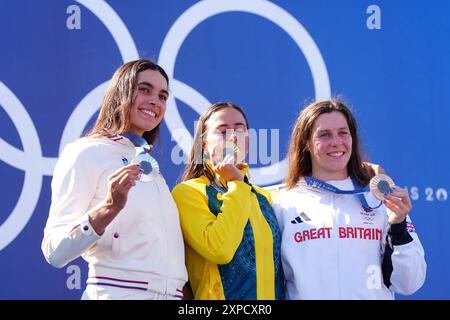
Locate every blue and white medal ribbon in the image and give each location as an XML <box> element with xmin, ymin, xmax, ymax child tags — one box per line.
<box><xmin>122</xmin><ymin>132</ymin><xmax>160</xmax><ymax>181</ymax></box>
<box><xmin>122</xmin><ymin>132</ymin><xmax>148</xmax><ymax>149</ymax></box>
<box><xmin>304</xmin><ymin>176</ymin><xmax>383</xmax><ymax>211</ymax></box>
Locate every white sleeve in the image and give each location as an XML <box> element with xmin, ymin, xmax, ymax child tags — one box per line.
<box><xmin>382</xmin><ymin>215</ymin><xmax>427</xmax><ymax>295</ymax></box>
<box><xmin>41</xmin><ymin>142</ymin><xmax>102</xmax><ymax>268</ymax></box>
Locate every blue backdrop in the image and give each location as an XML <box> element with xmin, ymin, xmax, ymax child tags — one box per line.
<box><xmin>1</xmin><ymin>0</ymin><xmax>448</xmax><ymax>299</ymax></box>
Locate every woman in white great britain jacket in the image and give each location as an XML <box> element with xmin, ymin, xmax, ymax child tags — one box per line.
<box><xmin>273</xmin><ymin>99</ymin><xmax>426</xmax><ymax>300</ymax></box>
<box><xmin>41</xmin><ymin>60</ymin><xmax>187</xmax><ymax>299</ymax></box>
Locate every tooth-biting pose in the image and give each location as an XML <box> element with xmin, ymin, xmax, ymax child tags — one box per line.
<box><xmin>42</xmin><ymin>59</ymin><xmax>187</xmax><ymax>300</ymax></box>
<box><xmin>273</xmin><ymin>99</ymin><xmax>426</xmax><ymax>299</ymax></box>
<box><xmin>172</xmin><ymin>102</ymin><xmax>285</xmax><ymax>300</ymax></box>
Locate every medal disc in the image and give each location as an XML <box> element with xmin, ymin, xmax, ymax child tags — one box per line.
<box><xmin>370</xmin><ymin>174</ymin><xmax>395</xmax><ymax>201</ymax></box>
<box><xmin>131</xmin><ymin>148</ymin><xmax>160</xmax><ymax>182</ymax></box>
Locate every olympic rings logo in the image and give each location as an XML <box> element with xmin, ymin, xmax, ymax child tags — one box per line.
<box><xmin>0</xmin><ymin>0</ymin><xmax>329</xmax><ymax>250</ymax></box>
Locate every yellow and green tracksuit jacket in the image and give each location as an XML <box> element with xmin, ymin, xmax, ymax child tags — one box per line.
<box><xmin>171</xmin><ymin>165</ymin><xmax>284</xmax><ymax>300</ymax></box>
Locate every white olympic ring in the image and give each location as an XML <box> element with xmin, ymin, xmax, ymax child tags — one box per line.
<box><xmin>1</xmin><ymin>0</ymin><xmax>329</xmax><ymax>249</ymax></box>
<box><xmin>0</xmin><ymin>0</ymin><xmax>137</xmax><ymax>250</ymax></box>
<box><xmin>61</xmin><ymin>0</ymin><xmax>139</xmax><ymax>154</ymax></box>
<box><xmin>158</xmin><ymin>0</ymin><xmax>330</xmax><ymax>185</ymax></box>
<box><xmin>0</xmin><ymin>81</ymin><xmax>43</xmax><ymax>251</ymax></box>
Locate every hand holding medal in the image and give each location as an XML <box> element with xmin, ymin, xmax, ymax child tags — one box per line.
<box><xmin>211</xmin><ymin>141</ymin><xmax>246</xmax><ymax>165</ymax></box>
<box><xmin>370</xmin><ymin>174</ymin><xmax>412</xmax><ymax>224</ymax></box>
<box><xmin>211</xmin><ymin>141</ymin><xmax>245</xmax><ymax>182</ymax></box>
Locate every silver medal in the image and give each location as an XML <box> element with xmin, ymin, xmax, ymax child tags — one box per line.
<box><xmin>131</xmin><ymin>147</ymin><xmax>160</xmax><ymax>182</ymax></box>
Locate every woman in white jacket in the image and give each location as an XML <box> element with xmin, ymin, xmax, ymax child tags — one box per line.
<box><xmin>41</xmin><ymin>59</ymin><xmax>187</xmax><ymax>300</ymax></box>
<box><xmin>273</xmin><ymin>98</ymin><xmax>426</xmax><ymax>299</ymax></box>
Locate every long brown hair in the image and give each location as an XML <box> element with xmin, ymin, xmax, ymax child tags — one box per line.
<box><xmin>181</xmin><ymin>102</ymin><xmax>249</xmax><ymax>182</ymax></box>
<box><xmin>86</xmin><ymin>59</ymin><xmax>169</xmax><ymax>145</ymax></box>
<box><xmin>285</xmin><ymin>98</ymin><xmax>371</xmax><ymax>189</ymax></box>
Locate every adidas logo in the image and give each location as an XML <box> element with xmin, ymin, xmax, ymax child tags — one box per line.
<box><xmin>291</xmin><ymin>212</ymin><xmax>311</xmax><ymax>224</ymax></box>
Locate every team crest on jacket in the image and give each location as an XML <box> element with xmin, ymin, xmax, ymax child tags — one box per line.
<box><xmin>359</xmin><ymin>207</ymin><xmax>375</xmax><ymax>224</ymax></box>
<box><xmin>406</xmin><ymin>222</ymin><xmax>416</xmax><ymax>233</ymax></box>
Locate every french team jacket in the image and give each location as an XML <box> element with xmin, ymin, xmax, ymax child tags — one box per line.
<box><xmin>41</xmin><ymin>135</ymin><xmax>187</xmax><ymax>299</ymax></box>
<box><xmin>272</xmin><ymin>177</ymin><xmax>426</xmax><ymax>300</ymax></box>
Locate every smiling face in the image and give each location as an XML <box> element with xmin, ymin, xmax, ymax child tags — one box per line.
<box><xmin>307</xmin><ymin>111</ymin><xmax>352</xmax><ymax>181</ymax></box>
<box><xmin>204</xmin><ymin>107</ymin><xmax>249</xmax><ymax>165</ymax></box>
<box><xmin>128</xmin><ymin>69</ymin><xmax>168</xmax><ymax>136</ymax></box>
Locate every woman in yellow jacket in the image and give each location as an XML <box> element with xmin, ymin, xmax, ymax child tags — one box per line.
<box><xmin>171</xmin><ymin>102</ymin><xmax>285</xmax><ymax>300</ymax></box>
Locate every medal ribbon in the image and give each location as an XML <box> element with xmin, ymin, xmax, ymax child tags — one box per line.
<box><xmin>304</xmin><ymin>176</ymin><xmax>382</xmax><ymax>211</ymax></box>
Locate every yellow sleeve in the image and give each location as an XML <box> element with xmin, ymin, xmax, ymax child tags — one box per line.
<box><xmin>172</xmin><ymin>180</ymin><xmax>252</xmax><ymax>265</ymax></box>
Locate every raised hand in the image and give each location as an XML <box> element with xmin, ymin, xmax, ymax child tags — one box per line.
<box><xmin>384</xmin><ymin>187</ymin><xmax>412</xmax><ymax>225</ymax></box>
<box><xmin>214</xmin><ymin>154</ymin><xmax>244</xmax><ymax>182</ymax></box>
<box><xmin>88</xmin><ymin>163</ymin><xmax>141</xmax><ymax>235</ymax></box>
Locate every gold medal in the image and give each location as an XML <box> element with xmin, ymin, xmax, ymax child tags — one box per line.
<box><xmin>370</xmin><ymin>173</ymin><xmax>395</xmax><ymax>201</ymax></box>
<box><xmin>212</xmin><ymin>141</ymin><xmax>246</xmax><ymax>163</ymax></box>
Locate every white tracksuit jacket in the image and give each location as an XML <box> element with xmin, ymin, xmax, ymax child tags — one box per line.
<box><xmin>273</xmin><ymin>177</ymin><xmax>426</xmax><ymax>300</ymax></box>
<box><xmin>41</xmin><ymin>135</ymin><xmax>187</xmax><ymax>299</ymax></box>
